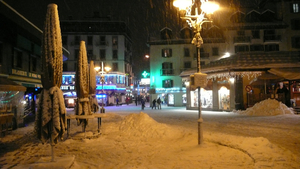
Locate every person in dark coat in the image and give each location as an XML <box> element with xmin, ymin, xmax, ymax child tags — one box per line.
<box><xmin>141</xmin><ymin>98</ymin><xmax>145</xmax><ymax>110</ymax></box>
<box><xmin>152</xmin><ymin>99</ymin><xmax>156</xmax><ymax>109</ymax></box>
<box><xmin>157</xmin><ymin>97</ymin><xmax>161</xmax><ymax>109</ymax></box>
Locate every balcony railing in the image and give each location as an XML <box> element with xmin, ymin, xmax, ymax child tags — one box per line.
<box><xmin>160</xmin><ymin>69</ymin><xmax>174</xmax><ymax>76</ymax></box>
<box><xmin>233</xmin><ymin>36</ymin><xmax>251</xmax><ymax>43</ymax></box>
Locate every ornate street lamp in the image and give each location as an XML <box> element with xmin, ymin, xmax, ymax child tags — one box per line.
<box><xmin>173</xmin><ymin>0</ymin><xmax>219</xmax><ymax>144</ymax></box>
<box><xmin>95</xmin><ymin>62</ymin><xmax>111</xmax><ymax>113</ymax></box>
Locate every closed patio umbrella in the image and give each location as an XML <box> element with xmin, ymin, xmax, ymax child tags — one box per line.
<box><xmin>35</xmin><ymin>3</ymin><xmax>66</xmax><ymax>161</ymax></box>
<box><xmin>89</xmin><ymin>60</ymin><xmax>99</xmax><ymax>113</ymax></box>
<box><xmin>75</xmin><ymin>41</ymin><xmax>91</xmax><ymax>131</ymax></box>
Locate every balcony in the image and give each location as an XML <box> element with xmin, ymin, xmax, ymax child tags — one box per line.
<box><xmin>160</xmin><ymin>69</ymin><xmax>174</xmax><ymax>76</ymax></box>
<box><xmin>264</xmin><ymin>35</ymin><xmax>281</xmax><ymax>42</ymax></box>
<box><xmin>233</xmin><ymin>36</ymin><xmax>251</xmax><ymax>43</ymax></box>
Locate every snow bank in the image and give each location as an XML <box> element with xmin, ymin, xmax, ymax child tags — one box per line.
<box><xmin>235</xmin><ymin>99</ymin><xmax>294</xmax><ymax>116</ymax></box>
<box><xmin>118</xmin><ymin>112</ymin><xmax>180</xmax><ymax>139</ymax></box>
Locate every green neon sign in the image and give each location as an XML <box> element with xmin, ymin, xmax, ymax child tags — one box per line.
<box><xmin>142</xmin><ymin>71</ymin><xmax>149</xmax><ymax>78</ymax></box>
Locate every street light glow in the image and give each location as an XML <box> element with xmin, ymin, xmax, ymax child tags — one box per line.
<box><xmin>173</xmin><ymin>0</ymin><xmax>192</xmax><ymax>10</ymax></box>
<box><xmin>201</xmin><ymin>1</ymin><xmax>219</xmax><ymax>14</ymax></box>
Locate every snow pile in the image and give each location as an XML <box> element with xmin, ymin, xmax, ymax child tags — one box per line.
<box><xmin>118</xmin><ymin>112</ymin><xmax>180</xmax><ymax>139</ymax></box>
<box><xmin>235</xmin><ymin>99</ymin><xmax>294</xmax><ymax>116</ymax></box>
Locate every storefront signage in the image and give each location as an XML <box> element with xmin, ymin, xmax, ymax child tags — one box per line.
<box><xmin>12</xmin><ymin>69</ymin><xmax>27</xmax><ymax>77</ymax></box>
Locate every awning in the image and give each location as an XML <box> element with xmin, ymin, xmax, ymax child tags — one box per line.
<box><xmin>0</xmin><ymin>77</ymin><xmax>27</xmax><ymax>91</ymax></box>
<box><xmin>268</xmin><ymin>68</ymin><xmax>300</xmax><ymax>80</ymax></box>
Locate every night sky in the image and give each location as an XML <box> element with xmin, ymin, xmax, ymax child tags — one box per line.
<box><xmin>3</xmin><ymin>0</ymin><xmax>267</xmax><ymax>78</ymax></box>
<box><xmin>4</xmin><ymin>0</ymin><xmax>184</xmax><ymax>79</ymax></box>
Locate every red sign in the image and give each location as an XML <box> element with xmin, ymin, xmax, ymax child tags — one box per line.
<box><xmin>245</xmin><ymin>85</ymin><xmax>252</xmax><ymax>92</ymax></box>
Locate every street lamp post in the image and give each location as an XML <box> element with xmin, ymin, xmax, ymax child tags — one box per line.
<box><xmin>95</xmin><ymin>62</ymin><xmax>111</xmax><ymax>113</ymax></box>
<box><xmin>173</xmin><ymin>0</ymin><xmax>219</xmax><ymax>144</ymax></box>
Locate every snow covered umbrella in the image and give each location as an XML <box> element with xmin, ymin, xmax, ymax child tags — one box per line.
<box><xmin>35</xmin><ymin>3</ymin><xmax>66</xmax><ymax>161</ymax></box>
<box><xmin>89</xmin><ymin>60</ymin><xmax>99</xmax><ymax>113</ymax></box>
<box><xmin>75</xmin><ymin>41</ymin><xmax>91</xmax><ymax>131</ymax></box>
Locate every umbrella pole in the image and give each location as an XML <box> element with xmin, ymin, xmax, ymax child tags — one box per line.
<box><xmin>50</xmin><ymin>95</ymin><xmax>55</xmax><ymax>162</ymax></box>
<box><xmin>265</xmin><ymin>80</ymin><xmax>267</xmax><ymax>94</ymax></box>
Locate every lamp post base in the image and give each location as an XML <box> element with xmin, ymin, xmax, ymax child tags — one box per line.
<box><xmin>100</xmin><ymin>107</ymin><xmax>105</xmax><ymax>113</ymax></box>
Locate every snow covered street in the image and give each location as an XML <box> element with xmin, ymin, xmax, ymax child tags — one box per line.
<box><xmin>0</xmin><ymin>101</ymin><xmax>299</xmax><ymax>168</ymax></box>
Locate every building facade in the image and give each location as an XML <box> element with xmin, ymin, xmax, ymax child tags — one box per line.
<box><xmin>149</xmin><ymin>0</ymin><xmax>300</xmax><ymax>110</ymax></box>
<box><xmin>60</xmin><ymin>19</ymin><xmax>134</xmax><ymax>105</ymax></box>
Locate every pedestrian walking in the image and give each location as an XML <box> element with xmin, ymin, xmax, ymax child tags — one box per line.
<box><xmin>116</xmin><ymin>98</ymin><xmax>119</xmax><ymax>106</ymax></box>
<box><xmin>157</xmin><ymin>97</ymin><xmax>161</xmax><ymax>109</ymax></box>
<box><xmin>141</xmin><ymin>98</ymin><xmax>145</xmax><ymax>110</ymax></box>
<box><xmin>135</xmin><ymin>98</ymin><xmax>138</xmax><ymax>106</ymax></box>
<box><xmin>152</xmin><ymin>99</ymin><xmax>156</xmax><ymax>109</ymax></box>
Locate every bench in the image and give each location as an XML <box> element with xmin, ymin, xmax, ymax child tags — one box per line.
<box><xmin>66</xmin><ymin>113</ymin><xmax>109</xmax><ymax>138</ymax></box>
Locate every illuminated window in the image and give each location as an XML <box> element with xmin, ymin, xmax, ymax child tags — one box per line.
<box><xmin>291</xmin><ymin>3</ymin><xmax>299</xmax><ymax>13</ymax></box>
<box><xmin>162</xmin><ymin>79</ymin><xmax>173</xmax><ymax>88</ymax></box>
<box><xmin>161</xmin><ymin>48</ymin><xmax>172</xmax><ymax>58</ymax></box>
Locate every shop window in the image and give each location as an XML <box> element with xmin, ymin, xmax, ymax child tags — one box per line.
<box><xmin>184</xmin><ymin>48</ymin><xmax>190</xmax><ymax>57</ymax></box>
<box><xmin>250</xmin><ymin>45</ymin><xmax>264</xmax><ymax>51</ymax></box>
<box><xmin>252</xmin><ymin>30</ymin><xmax>260</xmax><ymax>39</ymax></box>
<box><xmin>219</xmin><ymin>86</ymin><xmax>230</xmax><ymax>110</ymax></box>
<box><xmin>162</xmin><ymin>48</ymin><xmax>172</xmax><ymax>58</ymax></box>
<box><xmin>292</xmin><ymin>37</ymin><xmax>300</xmax><ymax>48</ymax></box>
<box><xmin>182</xmin><ymin>94</ymin><xmax>187</xmax><ymax>104</ymax></box>
<box><xmin>162</xmin><ymin>79</ymin><xmax>173</xmax><ymax>88</ymax></box>
<box><xmin>212</xmin><ymin>47</ymin><xmax>219</xmax><ymax>56</ymax></box>
<box><xmin>265</xmin><ymin>44</ymin><xmax>279</xmax><ymax>51</ymax></box>
<box><xmin>100</xmin><ymin>49</ymin><xmax>106</xmax><ymax>60</ymax></box>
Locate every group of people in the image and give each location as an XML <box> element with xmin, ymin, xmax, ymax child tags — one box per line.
<box><xmin>151</xmin><ymin>97</ymin><xmax>162</xmax><ymax>110</ymax></box>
